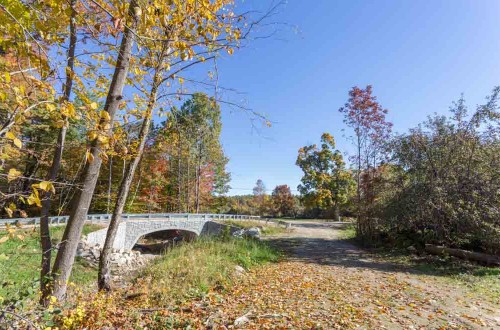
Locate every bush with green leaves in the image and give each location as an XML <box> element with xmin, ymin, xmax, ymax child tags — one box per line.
<box><xmin>371</xmin><ymin>87</ymin><xmax>500</xmax><ymax>254</ymax></box>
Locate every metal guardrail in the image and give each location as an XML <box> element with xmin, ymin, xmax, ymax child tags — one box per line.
<box><xmin>0</xmin><ymin>213</ymin><xmax>261</xmax><ymax>226</ymax></box>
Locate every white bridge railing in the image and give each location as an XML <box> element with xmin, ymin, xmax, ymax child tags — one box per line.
<box><xmin>0</xmin><ymin>213</ymin><xmax>261</xmax><ymax>226</ymax></box>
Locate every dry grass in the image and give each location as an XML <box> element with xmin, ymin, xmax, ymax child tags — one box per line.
<box><xmin>140</xmin><ymin>237</ymin><xmax>280</xmax><ymax>304</ymax></box>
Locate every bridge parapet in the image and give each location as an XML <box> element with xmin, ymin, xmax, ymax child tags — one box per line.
<box><xmin>0</xmin><ymin>213</ymin><xmax>260</xmax><ymax>227</ymax></box>
<box><xmin>0</xmin><ymin>213</ymin><xmax>261</xmax><ymax>251</ymax></box>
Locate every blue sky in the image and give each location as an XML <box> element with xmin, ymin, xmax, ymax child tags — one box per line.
<box><xmin>208</xmin><ymin>0</ymin><xmax>500</xmax><ymax>195</ymax></box>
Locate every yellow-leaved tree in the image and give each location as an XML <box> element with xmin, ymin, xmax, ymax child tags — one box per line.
<box><xmin>0</xmin><ymin>0</ymin><xmax>277</xmax><ymax>304</ymax></box>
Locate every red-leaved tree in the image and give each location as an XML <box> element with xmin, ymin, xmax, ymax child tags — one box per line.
<box><xmin>339</xmin><ymin>85</ymin><xmax>392</xmax><ymax>238</ymax></box>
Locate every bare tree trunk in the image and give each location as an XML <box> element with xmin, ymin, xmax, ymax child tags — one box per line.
<box><xmin>50</xmin><ymin>0</ymin><xmax>140</xmax><ymax>301</ymax></box>
<box><xmin>195</xmin><ymin>142</ymin><xmax>203</xmax><ymax>213</ymax></box>
<box><xmin>195</xmin><ymin>164</ymin><xmax>200</xmax><ymax>213</ymax></box>
<box><xmin>127</xmin><ymin>165</ymin><xmax>142</xmax><ymax>211</ymax></box>
<box><xmin>334</xmin><ymin>203</ymin><xmax>340</xmax><ymax>222</ymax></box>
<box><xmin>177</xmin><ymin>131</ymin><xmax>182</xmax><ymax>212</ymax></box>
<box><xmin>39</xmin><ymin>0</ymin><xmax>77</xmax><ymax>306</ymax></box>
<box><xmin>356</xmin><ymin>135</ymin><xmax>362</xmax><ymax>236</ymax></box>
<box><xmin>186</xmin><ymin>153</ymin><xmax>190</xmax><ymax>213</ymax></box>
<box><xmin>107</xmin><ymin>156</ymin><xmax>113</xmax><ymax>213</ymax></box>
<box><xmin>122</xmin><ymin>159</ymin><xmax>126</xmax><ymax>180</ymax></box>
<box><xmin>98</xmin><ymin>71</ymin><xmax>160</xmax><ymax>291</ymax></box>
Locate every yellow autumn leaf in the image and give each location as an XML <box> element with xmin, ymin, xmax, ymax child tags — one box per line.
<box><xmin>7</xmin><ymin>168</ymin><xmax>22</xmax><ymax>182</ymax></box>
<box><xmin>39</xmin><ymin>181</ymin><xmax>55</xmax><ymax>193</ymax></box>
<box><xmin>88</xmin><ymin>131</ymin><xmax>98</xmax><ymax>141</ymax></box>
<box><xmin>100</xmin><ymin>110</ymin><xmax>111</xmax><ymax>121</ymax></box>
<box><xmin>39</xmin><ymin>181</ymin><xmax>49</xmax><ymax>190</ymax></box>
<box><xmin>54</xmin><ymin>119</ymin><xmax>66</xmax><ymax>128</ymax></box>
<box><xmin>27</xmin><ymin>191</ymin><xmax>42</xmax><ymax>207</ymax></box>
<box><xmin>90</xmin><ymin>102</ymin><xmax>98</xmax><ymax>110</ymax></box>
<box><xmin>5</xmin><ymin>72</ymin><xmax>10</xmax><ymax>83</ymax></box>
<box><xmin>4</xmin><ymin>207</ymin><xmax>13</xmax><ymax>217</ymax></box>
<box><xmin>61</xmin><ymin>102</ymin><xmax>76</xmax><ymax>117</ymax></box>
<box><xmin>13</xmin><ymin>138</ymin><xmax>22</xmax><ymax>148</ymax></box>
<box><xmin>97</xmin><ymin>134</ymin><xmax>109</xmax><ymax>144</ymax></box>
<box><xmin>0</xmin><ymin>236</ymin><xmax>8</xmax><ymax>244</ymax></box>
<box><xmin>86</xmin><ymin>150</ymin><xmax>94</xmax><ymax>163</ymax></box>
<box><xmin>5</xmin><ymin>132</ymin><xmax>15</xmax><ymax>140</ymax></box>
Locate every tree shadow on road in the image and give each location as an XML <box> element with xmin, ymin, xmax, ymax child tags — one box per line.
<box><xmin>265</xmin><ymin>222</ymin><xmax>499</xmax><ymax>278</ymax></box>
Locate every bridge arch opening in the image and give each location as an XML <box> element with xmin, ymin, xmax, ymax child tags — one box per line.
<box><xmin>132</xmin><ymin>229</ymin><xmax>197</xmax><ymax>254</ymax></box>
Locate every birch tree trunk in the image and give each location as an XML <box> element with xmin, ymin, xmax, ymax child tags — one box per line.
<box><xmin>50</xmin><ymin>0</ymin><xmax>140</xmax><ymax>301</ymax></box>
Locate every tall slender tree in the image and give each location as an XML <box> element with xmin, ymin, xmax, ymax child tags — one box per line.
<box><xmin>39</xmin><ymin>0</ymin><xmax>78</xmax><ymax>305</ymax></box>
<box><xmin>50</xmin><ymin>0</ymin><xmax>141</xmax><ymax>300</ymax></box>
<box><xmin>339</xmin><ymin>86</ymin><xmax>392</xmax><ymax>234</ymax></box>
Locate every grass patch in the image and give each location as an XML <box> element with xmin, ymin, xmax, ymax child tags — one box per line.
<box><xmin>224</xmin><ymin>219</ymin><xmax>288</xmax><ymax>235</ymax></box>
<box><xmin>141</xmin><ymin>237</ymin><xmax>280</xmax><ymax>304</ymax></box>
<box><xmin>338</xmin><ymin>223</ymin><xmax>356</xmax><ymax>240</ymax></box>
<box><xmin>0</xmin><ymin>224</ymin><xmax>103</xmax><ymax>307</ymax></box>
<box><xmin>373</xmin><ymin>249</ymin><xmax>500</xmax><ymax>303</ymax></box>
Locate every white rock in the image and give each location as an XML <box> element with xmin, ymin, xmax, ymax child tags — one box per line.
<box><xmin>232</xmin><ymin>229</ymin><xmax>245</xmax><ymax>238</ymax></box>
<box><xmin>91</xmin><ymin>248</ymin><xmax>100</xmax><ymax>259</ymax></box>
<box><xmin>245</xmin><ymin>227</ymin><xmax>261</xmax><ymax>239</ymax></box>
<box><xmin>234</xmin><ymin>265</ymin><xmax>246</xmax><ymax>276</ymax></box>
<box><xmin>234</xmin><ymin>314</ymin><xmax>250</xmax><ymax>327</ymax></box>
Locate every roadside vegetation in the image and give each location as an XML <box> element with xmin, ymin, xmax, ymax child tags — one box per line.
<box><xmin>377</xmin><ymin>251</ymin><xmax>500</xmax><ymax>304</ymax></box>
<box><xmin>337</xmin><ymin>224</ymin><xmax>500</xmax><ymax>304</ymax></box>
<box><xmin>140</xmin><ymin>237</ymin><xmax>280</xmax><ymax>304</ymax></box>
<box><xmin>337</xmin><ymin>223</ymin><xmax>356</xmax><ymax>240</ymax></box>
<box><xmin>1</xmin><ymin>231</ymin><xmax>280</xmax><ymax>328</ymax></box>
<box><xmin>21</xmin><ymin>237</ymin><xmax>279</xmax><ymax>329</ymax></box>
<box><xmin>0</xmin><ymin>224</ymin><xmax>103</xmax><ymax>308</ymax></box>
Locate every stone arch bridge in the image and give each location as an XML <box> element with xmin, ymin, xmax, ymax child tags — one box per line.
<box><xmin>85</xmin><ymin>214</ymin><xmax>261</xmax><ymax>250</ymax></box>
<box><xmin>0</xmin><ymin>213</ymin><xmax>261</xmax><ymax>251</ymax></box>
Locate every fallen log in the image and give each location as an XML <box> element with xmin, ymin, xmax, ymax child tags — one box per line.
<box><xmin>425</xmin><ymin>244</ymin><xmax>500</xmax><ymax>266</ymax></box>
